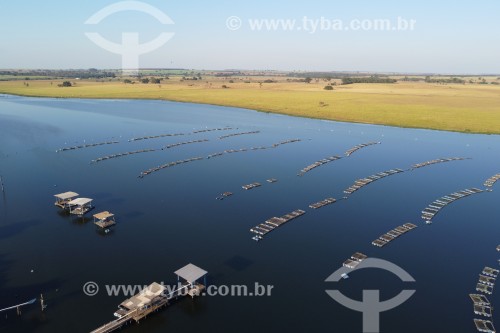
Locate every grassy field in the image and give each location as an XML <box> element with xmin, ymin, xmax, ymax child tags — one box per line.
<box><xmin>1</xmin><ymin>78</ymin><xmax>499</xmax><ymax>134</ymax></box>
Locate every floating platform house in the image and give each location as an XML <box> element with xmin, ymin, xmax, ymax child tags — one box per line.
<box><xmin>68</xmin><ymin>198</ymin><xmax>93</xmax><ymax>216</ymax></box>
<box><xmin>90</xmin><ymin>264</ymin><xmax>207</xmax><ymax>333</ymax></box>
<box><xmin>54</xmin><ymin>191</ymin><xmax>79</xmax><ymax>209</ymax></box>
<box><xmin>93</xmin><ymin>211</ymin><xmax>116</xmax><ymax>229</ymax></box>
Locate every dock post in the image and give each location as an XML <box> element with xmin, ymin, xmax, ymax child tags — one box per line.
<box><xmin>16</xmin><ymin>306</ymin><xmax>20</xmax><ymax>316</ymax></box>
<box><xmin>40</xmin><ymin>294</ymin><xmax>45</xmax><ymax>312</ymax></box>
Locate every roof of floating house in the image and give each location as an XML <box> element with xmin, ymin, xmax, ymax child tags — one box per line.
<box><xmin>93</xmin><ymin>211</ymin><xmax>114</xmax><ymax>220</ymax></box>
<box><xmin>54</xmin><ymin>192</ymin><xmax>79</xmax><ymax>200</ymax></box>
<box><xmin>120</xmin><ymin>282</ymin><xmax>165</xmax><ymax>310</ymax></box>
<box><xmin>174</xmin><ymin>263</ymin><xmax>208</xmax><ymax>284</ymax></box>
<box><xmin>68</xmin><ymin>198</ymin><xmax>93</xmax><ymax>206</ymax></box>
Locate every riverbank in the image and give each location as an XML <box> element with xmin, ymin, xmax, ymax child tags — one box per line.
<box><xmin>1</xmin><ymin>79</ymin><xmax>499</xmax><ymax>134</ymax></box>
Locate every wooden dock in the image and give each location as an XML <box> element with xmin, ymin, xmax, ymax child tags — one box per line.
<box><xmin>90</xmin><ymin>264</ymin><xmax>207</xmax><ymax>333</ymax></box>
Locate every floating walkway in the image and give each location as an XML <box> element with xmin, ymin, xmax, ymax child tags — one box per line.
<box><xmin>345</xmin><ymin>142</ymin><xmax>380</xmax><ymax>157</ymax></box>
<box><xmin>162</xmin><ymin>139</ymin><xmax>209</xmax><ymax>150</ymax></box>
<box><xmin>91</xmin><ymin>149</ymin><xmax>156</xmax><ymax>163</ymax></box>
<box><xmin>484</xmin><ymin>174</ymin><xmax>500</xmax><ymax>188</ymax></box>
<box><xmin>56</xmin><ymin>141</ymin><xmax>119</xmax><ymax>153</ymax></box>
<box><xmin>219</xmin><ymin>131</ymin><xmax>260</xmax><ymax>140</ymax></box>
<box><xmin>420</xmin><ymin>188</ymin><xmax>484</xmax><ymax>224</ymax></box>
<box><xmin>411</xmin><ymin>157</ymin><xmax>469</xmax><ymax>170</ymax></box>
<box><xmin>90</xmin><ymin>264</ymin><xmax>207</xmax><ymax>333</ymax></box>
<box><xmin>250</xmin><ymin>209</ymin><xmax>306</xmax><ymax>241</ymax></box>
<box><xmin>372</xmin><ymin>223</ymin><xmax>417</xmax><ymax>247</ymax></box>
<box><xmin>298</xmin><ymin>156</ymin><xmax>342</xmax><ymax>176</ymax></box>
<box><xmin>309</xmin><ymin>197</ymin><xmax>337</xmax><ymax>209</ymax></box>
<box><xmin>343</xmin><ymin>252</ymin><xmax>368</xmax><ymax>269</ymax></box>
<box><xmin>139</xmin><ymin>157</ymin><xmax>204</xmax><ymax>178</ymax></box>
<box><xmin>343</xmin><ymin>169</ymin><xmax>405</xmax><ymax>196</ymax></box>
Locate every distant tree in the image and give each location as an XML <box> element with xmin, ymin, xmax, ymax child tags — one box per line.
<box><xmin>141</xmin><ymin>78</ymin><xmax>150</xmax><ymax>84</ymax></box>
<box><xmin>324</xmin><ymin>85</ymin><xmax>334</xmax><ymax>90</ymax></box>
<box><xmin>150</xmin><ymin>78</ymin><xmax>162</xmax><ymax>84</ymax></box>
<box><xmin>123</xmin><ymin>79</ymin><xmax>132</xmax><ymax>84</ymax></box>
<box><xmin>304</xmin><ymin>77</ymin><xmax>313</xmax><ymax>84</ymax></box>
<box><xmin>221</xmin><ymin>85</ymin><xmax>229</xmax><ymax>89</ymax></box>
<box><xmin>58</xmin><ymin>81</ymin><xmax>72</xmax><ymax>87</ymax></box>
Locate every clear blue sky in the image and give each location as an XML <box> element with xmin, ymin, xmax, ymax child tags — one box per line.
<box><xmin>1</xmin><ymin>0</ymin><xmax>499</xmax><ymax>73</ymax></box>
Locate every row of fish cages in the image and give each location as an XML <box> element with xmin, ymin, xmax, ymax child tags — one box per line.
<box><xmin>242</xmin><ymin>182</ymin><xmax>261</xmax><ymax>190</ymax></box>
<box><xmin>421</xmin><ymin>188</ymin><xmax>484</xmax><ymax>224</ymax></box>
<box><xmin>138</xmin><ymin>157</ymin><xmax>204</xmax><ymax>178</ymax></box>
<box><xmin>91</xmin><ymin>149</ymin><xmax>156</xmax><ymax>163</ymax></box>
<box><xmin>218</xmin><ymin>179</ymin><xmax>277</xmax><ymax>200</ymax></box>
<box><xmin>410</xmin><ymin>157</ymin><xmax>469</xmax><ymax>170</ymax></box>
<box><xmin>128</xmin><ymin>127</ymin><xmax>235</xmax><ymax>142</ymax></box>
<box><xmin>371</xmin><ymin>223</ymin><xmax>417</xmax><ymax>248</ymax></box>
<box><xmin>309</xmin><ymin>197</ymin><xmax>337</xmax><ymax>209</ymax></box>
<box><xmin>298</xmin><ymin>156</ymin><xmax>342</xmax><ymax>176</ymax></box>
<box><xmin>206</xmin><ymin>139</ymin><xmax>301</xmax><ymax>159</ymax></box>
<box><xmin>193</xmin><ymin>127</ymin><xmax>234</xmax><ymax>134</ymax></box>
<box><xmin>250</xmin><ymin>209</ymin><xmax>306</xmax><ymax>241</ymax></box>
<box><xmin>471</xmin><ymin>255</ymin><xmax>499</xmax><ymax>333</ymax></box>
<box><xmin>162</xmin><ymin>139</ymin><xmax>209</xmax><ymax>150</ymax></box>
<box><xmin>128</xmin><ymin>132</ymin><xmax>185</xmax><ymax>142</ymax></box>
<box><xmin>56</xmin><ymin>140</ymin><xmax>119</xmax><ymax>153</ymax></box>
<box><xmin>343</xmin><ymin>169</ymin><xmax>405</xmax><ymax>196</ymax></box>
<box><xmin>484</xmin><ymin>174</ymin><xmax>500</xmax><ymax>188</ymax></box>
<box><xmin>345</xmin><ymin>141</ymin><xmax>381</xmax><ymax>157</ymax></box>
<box><xmin>219</xmin><ymin>131</ymin><xmax>260</xmax><ymax>140</ymax></box>
<box><xmin>343</xmin><ymin>252</ymin><xmax>368</xmax><ymax>270</ymax></box>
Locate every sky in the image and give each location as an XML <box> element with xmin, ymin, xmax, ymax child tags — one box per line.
<box><xmin>0</xmin><ymin>0</ymin><xmax>499</xmax><ymax>74</ymax></box>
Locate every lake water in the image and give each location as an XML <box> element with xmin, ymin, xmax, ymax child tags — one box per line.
<box><xmin>0</xmin><ymin>95</ymin><xmax>498</xmax><ymax>333</ymax></box>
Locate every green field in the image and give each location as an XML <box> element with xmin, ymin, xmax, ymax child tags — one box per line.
<box><xmin>1</xmin><ymin>78</ymin><xmax>499</xmax><ymax>134</ymax></box>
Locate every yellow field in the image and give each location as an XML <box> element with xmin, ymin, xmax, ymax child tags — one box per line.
<box><xmin>1</xmin><ymin>78</ymin><xmax>499</xmax><ymax>134</ymax></box>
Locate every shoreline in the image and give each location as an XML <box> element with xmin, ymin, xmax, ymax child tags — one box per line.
<box><xmin>0</xmin><ymin>90</ymin><xmax>498</xmax><ymax>136</ymax></box>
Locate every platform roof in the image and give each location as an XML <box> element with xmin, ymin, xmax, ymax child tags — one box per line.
<box><xmin>120</xmin><ymin>282</ymin><xmax>165</xmax><ymax>310</ymax></box>
<box><xmin>54</xmin><ymin>191</ymin><xmax>79</xmax><ymax>200</ymax></box>
<box><xmin>68</xmin><ymin>198</ymin><xmax>93</xmax><ymax>206</ymax></box>
<box><xmin>93</xmin><ymin>211</ymin><xmax>114</xmax><ymax>220</ymax></box>
<box><xmin>174</xmin><ymin>263</ymin><xmax>207</xmax><ymax>284</ymax></box>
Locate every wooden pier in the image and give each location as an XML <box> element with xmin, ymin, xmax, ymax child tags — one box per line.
<box><xmin>90</xmin><ymin>264</ymin><xmax>207</xmax><ymax>333</ymax></box>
